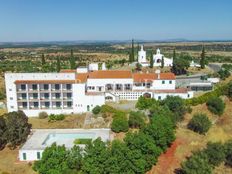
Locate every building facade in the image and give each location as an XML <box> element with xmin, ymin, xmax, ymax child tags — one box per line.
<box><xmin>5</xmin><ymin>69</ymin><xmax>193</xmax><ymax>117</ymax></box>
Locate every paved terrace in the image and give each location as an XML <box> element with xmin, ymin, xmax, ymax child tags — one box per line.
<box><xmin>21</xmin><ymin>129</ymin><xmax>111</xmax><ymax>150</ymax></box>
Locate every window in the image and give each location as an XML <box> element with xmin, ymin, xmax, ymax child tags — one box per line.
<box><xmin>44</xmin><ymin>84</ymin><xmax>49</xmax><ymax>90</ymax></box>
<box><xmin>22</xmin><ymin>93</ymin><xmax>27</xmax><ymax>99</ymax></box>
<box><xmin>67</xmin><ymin>93</ymin><xmax>72</xmax><ymax>99</ymax></box>
<box><xmin>9</xmin><ymin>88</ymin><xmax>12</xmax><ymax>91</ymax></box>
<box><xmin>169</xmin><ymin>80</ymin><xmax>172</xmax><ymax>84</ymax></box>
<box><xmin>45</xmin><ymin>102</ymin><xmax>50</xmax><ymax>108</ymax></box>
<box><xmin>22</xmin><ymin>102</ymin><xmax>27</xmax><ymax>108</ymax></box>
<box><xmin>158</xmin><ymin>96</ymin><xmax>162</xmax><ymax>100</ymax></box>
<box><xmin>23</xmin><ymin>153</ymin><xmax>27</xmax><ymax>160</ymax></box>
<box><xmin>44</xmin><ymin>93</ymin><xmax>49</xmax><ymax>99</ymax></box>
<box><xmin>37</xmin><ymin>152</ymin><xmax>41</xmax><ymax>160</ymax></box>
<box><xmin>34</xmin><ymin>102</ymin><xmax>39</xmax><ymax>108</ymax></box>
<box><xmin>188</xmin><ymin>94</ymin><xmax>190</xmax><ymax>98</ymax></box>
<box><xmin>66</xmin><ymin>84</ymin><xmax>71</xmax><ymax>90</ymax></box>
<box><xmin>10</xmin><ymin>97</ymin><xmax>13</xmax><ymax>100</ymax></box>
<box><xmin>10</xmin><ymin>106</ymin><xmax>14</xmax><ymax>109</ymax></box>
<box><xmin>33</xmin><ymin>93</ymin><xmax>38</xmax><ymax>99</ymax></box>
<box><xmin>162</xmin><ymin>81</ymin><xmax>165</xmax><ymax>84</ymax></box>
<box><xmin>55</xmin><ymin>93</ymin><xmax>60</xmax><ymax>99</ymax></box>
<box><xmin>55</xmin><ymin>84</ymin><xmax>60</xmax><ymax>90</ymax></box>
<box><xmin>32</xmin><ymin>84</ymin><xmax>37</xmax><ymax>90</ymax></box>
<box><xmin>21</xmin><ymin>84</ymin><xmax>26</xmax><ymax>90</ymax></box>
<box><xmin>56</xmin><ymin>102</ymin><xmax>61</xmax><ymax>108</ymax></box>
<box><xmin>67</xmin><ymin>101</ymin><xmax>72</xmax><ymax>107</ymax></box>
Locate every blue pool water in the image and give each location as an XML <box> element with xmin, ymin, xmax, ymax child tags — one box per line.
<box><xmin>42</xmin><ymin>132</ymin><xmax>95</xmax><ymax>146</ymax></box>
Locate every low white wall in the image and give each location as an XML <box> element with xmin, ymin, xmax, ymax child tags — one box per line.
<box><xmin>19</xmin><ymin>150</ymin><xmax>44</xmax><ymax>161</ymax></box>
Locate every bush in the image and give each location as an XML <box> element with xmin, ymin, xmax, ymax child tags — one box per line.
<box><xmin>74</xmin><ymin>139</ymin><xmax>92</xmax><ymax>145</ymax></box>
<box><xmin>100</xmin><ymin>105</ymin><xmax>117</xmax><ymax>114</ymax></box>
<box><xmin>204</xmin><ymin>142</ymin><xmax>225</xmax><ymax>166</ymax></box>
<box><xmin>163</xmin><ymin>96</ymin><xmax>187</xmax><ymax>122</ymax></box>
<box><xmin>38</xmin><ymin>112</ymin><xmax>48</xmax><ymax>119</ymax></box>
<box><xmin>111</xmin><ymin>113</ymin><xmax>128</xmax><ymax>133</ymax></box>
<box><xmin>92</xmin><ymin>105</ymin><xmax>101</xmax><ymax>115</ymax></box>
<box><xmin>227</xmin><ymin>82</ymin><xmax>232</xmax><ymax>100</ymax></box>
<box><xmin>206</xmin><ymin>96</ymin><xmax>225</xmax><ymax>115</ymax></box>
<box><xmin>136</xmin><ymin>96</ymin><xmax>156</xmax><ymax>110</ymax></box>
<box><xmin>48</xmin><ymin>114</ymin><xmax>65</xmax><ymax>121</ymax></box>
<box><xmin>188</xmin><ymin>113</ymin><xmax>212</xmax><ymax>134</ymax></box>
<box><xmin>128</xmin><ymin>111</ymin><xmax>145</xmax><ymax>128</ymax></box>
<box><xmin>0</xmin><ymin>117</ymin><xmax>7</xmax><ymax>150</ymax></box>
<box><xmin>224</xmin><ymin>140</ymin><xmax>232</xmax><ymax>167</ymax></box>
<box><xmin>218</xmin><ymin>68</ymin><xmax>230</xmax><ymax>80</ymax></box>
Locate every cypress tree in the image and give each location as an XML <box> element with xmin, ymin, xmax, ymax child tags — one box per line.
<box><xmin>150</xmin><ymin>51</ymin><xmax>154</xmax><ymax>68</ymax></box>
<box><xmin>200</xmin><ymin>46</ymin><xmax>206</xmax><ymax>69</ymax></box>
<box><xmin>56</xmin><ymin>56</ymin><xmax>61</xmax><ymax>72</ymax></box>
<box><xmin>173</xmin><ymin>48</ymin><xmax>176</xmax><ymax>61</ymax></box>
<box><xmin>131</xmin><ymin>39</ymin><xmax>135</xmax><ymax>62</ymax></box>
<box><xmin>137</xmin><ymin>43</ymin><xmax>139</xmax><ymax>61</ymax></box>
<box><xmin>161</xmin><ymin>56</ymin><xmax>164</xmax><ymax>68</ymax></box>
<box><xmin>41</xmin><ymin>53</ymin><xmax>46</xmax><ymax>65</ymax></box>
<box><xmin>69</xmin><ymin>49</ymin><xmax>76</xmax><ymax>69</ymax></box>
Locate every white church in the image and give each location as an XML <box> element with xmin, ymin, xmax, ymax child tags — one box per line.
<box><xmin>138</xmin><ymin>45</ymin><xmax>173</xmax><ymax>67</ymax></box>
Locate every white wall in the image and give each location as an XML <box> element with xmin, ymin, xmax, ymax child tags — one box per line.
<box><xmin>152</xmin><ymin>80</ymin><xmax>176</xmax><ymax>90</ymax></box>
<box><xmin>19</xmin><ymin>149</ymin><xmax>44</xmax><ymax>161</ymax></box>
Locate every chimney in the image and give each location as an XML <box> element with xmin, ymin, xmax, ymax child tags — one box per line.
<box><xmin>155</xmin><ymin>69</ymin><xmax>161</xmax><ymax>79</ymax></box>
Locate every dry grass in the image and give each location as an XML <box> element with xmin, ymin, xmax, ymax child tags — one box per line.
<box><xmin>150</xmin><ymin>96</ymin><xmax>232</xmax><ymax>173</ymax></box>
<box><xmin>29</xmin><ymin>114</ymin><xmax>86</xmax><ymax>129</ymax></box>
<box><xmin>0</xmin><ymin>147</ymin><xmax>35</xmax><ymax>174</ymax></box>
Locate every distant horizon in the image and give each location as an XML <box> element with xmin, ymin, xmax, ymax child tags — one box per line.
<box><xmin>0</xmin><ymin>0</ymin><xmax>232</xmax><ymax>42</ymax></box>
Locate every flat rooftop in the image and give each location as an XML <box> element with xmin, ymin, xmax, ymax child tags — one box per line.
<box><xmin>20</xmin><ymin>129</ymin><xmax>111</xmax><ymax>150</ymax></box>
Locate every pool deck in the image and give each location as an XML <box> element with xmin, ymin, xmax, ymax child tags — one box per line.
<box><xmin>20</xmin><ymin>128</ymin><xmax>112</xmax><ymax>150</ymax></box>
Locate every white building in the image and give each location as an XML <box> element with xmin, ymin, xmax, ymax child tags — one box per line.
<box><xmin>5</xmin><ymin>67</ymin><xmax>193</xmax><ymax>117</ymax></box>
<box><xmin>138</xmin><ymin>46</ymin><xmax>173</xmax><ymax>67</ymax></box>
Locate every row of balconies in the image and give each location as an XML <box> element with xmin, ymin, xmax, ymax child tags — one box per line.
<box><xmin>17</xmin><ymin>84</ymin><xmax>72</xmax><ymax>92</ymax></box>
<box><xmin>18</xmin><ymin>101</ymin><xmax>73</xmax><ymax>110</ymax></box>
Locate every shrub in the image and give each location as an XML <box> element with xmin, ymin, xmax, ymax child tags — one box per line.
<box><xmin>100</xmin><ymin>105</ymin><xmax>117</xmax><ymax>113</ymax></box>
<box><xmin>48</xmin><ymin>114</ymin><xmax>65</xmax><ymax>121</ymax></box>
<box><xmin>224</xmin><ymin>140</ymin><xmax>232</xmax><ymax>167</ymax></box>
<box><xmin>74</xmin><ymin>139</ymin><xmax>92</xmax><ymax>145</ymax></box>
<box><xmin>163</xmin><ymin>96</ymin><xmax>187</xmax><ymax>122</ymax></box>
<box><xmin>0</xmin><ymin>117</ymin><xmax>7</xmax><ymax>150</ymax></box>
<box><xmin>227</xmin><ymin>82</ymin><xmax>232</xmax><ymax>100</ymax></box>
<box><xmin>136</xmin><ymin>96</ymin><xmax>156</xmax><ymax>110</ymax></box>
<box><xmin>92</xmin><ymin>105</ymin><xmax>101</xmax><ymax>115</ymax></box>
<box><xmin>38</xmin><ymin>112</ymin><xmax>48</xmax><ymax>119</ymax></box>
<box><xmin>206</xmin><ymin>96</ymin><xmax>225</xmax><ymax>115</ymax></box>
<box><xmin>128</xmin><ymin>111</ymin><xmax>145</xmax><ymax>128</ymax></box>
<box><xmin>218</xmin><ymin>68</ymin><xmax>230</xmax><ymax>80</ymax></box>
<box><xmin>204</xmin><ymin>142</ymin><xmax>225</xmax><ymax>167</ymax></box>
<box><xmin>188</xmin><ymin>113</ymin><xmax>212</xmax><ymax>134</ymax></box>
<box><xmin>111</xmin><ymin>113</ymin><xmax>128</xmax><ymax>133</ymax></box>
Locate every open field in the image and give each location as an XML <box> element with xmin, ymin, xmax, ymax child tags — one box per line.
<box><xmin>149</xmin><ymin>96</ymin><xmax>232</xmax><ymax>174</ymax></box>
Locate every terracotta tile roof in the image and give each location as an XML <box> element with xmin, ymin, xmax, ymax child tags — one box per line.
<box><xmin>88</xmin><ymin>70</ymin><xmax>132</xmax><ymax>79</ymax></box>
<box><xmin>133</xmin><ymin>72</ymin><xmax>175</xmax><ymax>82</ymax></box>
<box><xmin>15</xmin><ymin>80</ymin><xmax>76</xmax><ymax>84</ymax></box>
<box><xmin>76</xmin><ymin>73</ymin><xmax>89</xmax><ymax>83</ymax></box>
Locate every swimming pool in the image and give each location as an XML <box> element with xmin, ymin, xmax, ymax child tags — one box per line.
<box><xmin>42</xmin><ymin>132</ymin><xmax>95</xmax><ymax>146</ymax></box>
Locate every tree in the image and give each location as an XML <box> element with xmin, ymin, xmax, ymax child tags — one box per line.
<box><xmin>204</xmin><ymin>142</ymin><xmax>225</xmax><ymax>167</ymax></box>
<box><xmin>124</xmin><ymin>132</ymin><xmax>162</xmax><ymax>170</ymax></box>
<box><xmin>0</xmin><ymin>117</ymin><xmax>7</xmax><ymax>150</ymax></box>
<box><xmin>92</xmin><ymin>105</ymin><xmax>101</xmax><ymax>115</ymax></box>
<box><xmin>227</xmin><ymin>82</ymin><xmax>232</xmax><ymax>100</ymax></box>
<box><xmin>69</xmin><ymin>49</ymin><xmax>76</xmax><ymax>69</ymax></box>
<box><xmin>106</xmin><ymin>140</ymin><xmax>147</xmax><ymax>174</ymax></box>
<box><xmin>131</xmin><ymin>39</ymin><xmax>135</xmax><ymax>62</ymax></box>
<box><xmin>218</xmin><ymin>68</ymin><xmax>230</xmax><ymax>80</ymax></box>
<box><xmin>150</xmin><ymin>52</ymin><xmax>154</xmax><ymax>68</ymax></box>
<box><xmin>163</xmin><ymin>96</ymin><xmax>187</xmax><ymax>122</ymax></box>
<box><xmin>188</xmin><ymin>113</ymin><xmax>212</xmax><ymax>134</ymax></box>
<box><xmin>56</xmin><ymin>56</ymin><xmax>61</xmax><ymax>72</ymax></box>
<box><xmin>111</xmin><ymin>112</ymin><xmax>129</xmax><ymax>133</ymax></box>
<box><xmin>136</xmin><ymin>96</ymin><xmax>156</xmax><ymax>110</ymax></box>
<box><xmin>137</xmin><ymin>43</ymin><xmax>139</xmax><ymax>61</ymax></box>
<box><xmin>206</xmin><ymin>96</ymin><xmax>225</xmax><ymax>115</ymax></box>
<box><xmin>4</xmin><ymin>111</ymin><xmax>31</xmax><ymax>149</ymax></box>
<box><xmin>173</xmin><ymin>48</ymin><xmax>176</xmax><ymax>61</ymax></box>
<box><xmin>181</xmin><ymin>151</ymin><xmax>213</xmax><ymax>174</ymax></box>
<box><xmin>41</xmin><ymin>53</ymin><xmax>46</xmax><ymax>65</ymax></box>
<box><xmin>161</xmin><ymin>56</ymin><xmax>164</xmax><ymax>68</ymax></box>
<box><xmin>224</xmin><ymin>140</ymin><xmax>232</xmax><ymax>167</ymax></box>
<box><xmin>33</xmin><ymin>143</ymin><xmax>81</xmax><ymax>174</ymax></box>
<box><xmin>200</xmin><ymin>46</ymin><xmax>206</xmax><ymax>69</ymax></box>
<box><xmin>128</xmin><ymin>111</ymin><xmax>145</xmax><ymax>128</ymax></box>
<box><xmin>82</xmin><ymin>138</ymin><xmax>109</xmax><ymax>174</ymax></box>
<box><xmin>171</xmin><ymin>58</ymin><xmax>190</xmax><ymax>75</ymax></box>
<box><xmin>143</xmin><ymin>114</ymin><xmax>175</xmax><ymax>151</ymax></box>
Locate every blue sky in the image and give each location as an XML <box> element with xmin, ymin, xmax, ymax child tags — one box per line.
<box><xmin>0</xmin><ymin>0</ymin><xmax>231</xmax><ymax>42</ymax></box>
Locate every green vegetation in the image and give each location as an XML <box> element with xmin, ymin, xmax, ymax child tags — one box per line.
<box><xmin>69</xmin><ymin>49</ymin><xmax>76</xmax><ymax>69</ymax></box>
<box><xmin>128</xmin><ymin>111</ymin><xmax>145</xmax><ymax>128</ymax></box>
<box><xmin>161</xmin><ymin>56</ymin><xmax>164</xmax><ymax>68</ymax></box>
<box><xmin>48</xmin><ymin>114</ymin><xmax>65</xmax><ymax>121</ymax></box>
<box><xmin>187</xmin><ymin>113</ymin><xmax>212</xmax><ymax>134</ymax></box>
<box><xmin>136</xmin><ymin>96</ymin><xmax>156</xmax><ymax>110</ymax></box>
<box><xmin>150</xmin><ymin>52</ymin><xmax>153</xmax><ymax>68</ymax></box>
<box><xmin>218</xmin><ymin>68</ymin><xmax>230</xmax><ymax>80</ymax></box>
<box><xmin>129</xmin><ymin>39</ymin><xmax>135</xmax><ymax>63</ymax></box>
<box><xmin>224</xmin><ymin>140</ymin><xmax>232</xmax><ymax>167</ymax></box>
<box><xmin>1</xmin><ymin>111</ymin><xmax>31</xmax><ymax>149</ymax></box>
<box><xmin>171</xmin><ymin>56</ymin><xmax>190</xmax><ymax>75</ymax></box>
<box><xmin>38</xmin><ymin>112</ymin><xmax>48</xmax><ymax>119</ymax></box>
<box><xmin>92</xmin><ymin>105</ymin><xmax>101</xmax><ymax>115</ymax></box>
<box><xmin>200</xmin><ymin>46</ymin><xmax>206</xmax><ymax>69</ymax></box>
<box><xmin>111</xmin><ymin>112</ymin><xmax>129</xmax><ymax>133</ymax></box>
<box><xmin>74</xmin><ymin>139</ymin><xmax>92</xmax><ymax>145</ymax></box>
<box><xmin>206</xmin><ymin>96</ymin><xmax>225</xmax><ymax>115</ymax></box>
<box><xmin>181</xmin><ymin>141</ymin><xmax>232</xmax><ymax>174</ymax></box>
